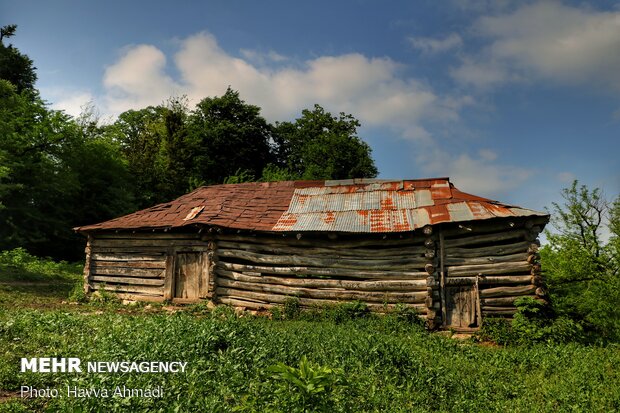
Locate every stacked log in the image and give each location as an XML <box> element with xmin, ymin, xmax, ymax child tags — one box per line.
<box><xmin>442</xmin><ymin>219</ymin><xmax>545</xmax><ymax>318</ymax></box>
<box><xmin>422</xmin><ymin>226</ymin><xmax>440</xmax><ymax>328</ymax></box>
<box><xmin>88</xmin><ymin>232</ymin><xmax>205</xmax><ymax>300</ymax></box>
<box><xmin>213</xmin><ymin>233</ymin><xmax>430</xmax><ymax>312</ymax></box>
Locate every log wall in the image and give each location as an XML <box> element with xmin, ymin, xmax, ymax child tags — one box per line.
<box><xmin>87</xmin><ymin>232</ymin><xmax>206</xmax><ymax>301</ymax></box>
<box><xmin>84</xmin><ymin>216</ymin><xmax>546</xmax><ymax>328</ymax></box>
<box><xmin>211</xmin><ymin>233</ymin><xmax>434</xmax><ymax>314</ymax></box>
<box><xmin>440</xmin><ymin>218</ymin><xmax>546</xmax><ymax>321</ymax></box>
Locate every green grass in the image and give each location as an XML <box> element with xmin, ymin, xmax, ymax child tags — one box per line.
<box><xmin>0</xmin><ymin>250</ymin><xmax>619</xmax><ymax>412</ymax></box>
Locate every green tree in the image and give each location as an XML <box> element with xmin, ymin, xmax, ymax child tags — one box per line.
<box><xmin>188</xmin><ymin>87</ymin><xmax>273</xmax><ymax>184</ymax></box>
<box><xmin>0</xmin><ymin>78</ymin><xmax>135</xmax><ymax>260</ymax></box>
<box><xmin>540</xmin><ymin>181</ymin><xmax>620</xmax><ymax>341</ymax></box>
<box><xmin>0</xmin><ymin>25</ymin><xmax>37</xmax><ymax>93</ymax></box>
<box><xmin>273</xmin><ymin>105</ymin><xmax>377</xmax><ymax>180</ymax></box>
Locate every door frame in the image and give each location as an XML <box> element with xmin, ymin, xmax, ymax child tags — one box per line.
<box><xmin>163</xmin><ymin>248</ymin><xmax>212</xmax><ymax>303</ymax></box>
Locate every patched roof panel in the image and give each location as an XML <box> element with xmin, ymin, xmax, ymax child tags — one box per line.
<box><xmin>75</xmin><ymin>178</ymin><xmax>549</xmax><ymax>233</ymax></box>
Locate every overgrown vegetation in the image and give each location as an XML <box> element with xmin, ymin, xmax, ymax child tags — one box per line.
<box><xmin>540</xmin><ymin>181</ymin><xmax>620</xmax><ymax>342</ymax></box>
<box><xmin>0</xmin><ymin>243</ymin><xmax>618</xmax><ymax>411</ymax></box>
<box><xmin>0</xmin><ymin>248</ymin><xmax>81</xmax><ymax>283</ymax></box>
<box><xmin>0</xmin><ymin>306</ymin><xmax>618</xmax><ymax>412</ymax></box>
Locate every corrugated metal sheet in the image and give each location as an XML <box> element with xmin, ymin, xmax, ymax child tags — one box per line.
<box><xmin>76</xmin><ymin>178</ymin><xmax>549</xmax><ymax>234</ymax></box>
<box><xmin>273</xmin><ymin>179</ymin><xmax>548</xmax><ymax>232</ymax></box>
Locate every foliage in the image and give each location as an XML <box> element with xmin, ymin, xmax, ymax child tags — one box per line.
<box><xmin>478</xmin><ymin>298</ymin><xmax>587</xmax><ymax>346</ymax></box>
<box><xmin>1</xmin><ymin>306</ymin><xmax>619</xmax><ymax>412</ymax></box>
<box><xmin>273</xmin><ymin>104</ymin><xmax>378</xmax><ymax>180</ymax></box>
<box><xmin>188</xmin><ymin>87</ymin><xmax>273</xmax><ymax>185</ymax></box>
<box><xmin>68</xmin><ymin>282</ymin><xmax>88</xmax><ymax>303</ymax></box>
<box><xmin>541</xmin><ymin>180</ymin><xmax>620</xmax><ymax>342</ymax></box>
<box><xmin>0</xmin><ymin>77</ymin><xmax>135</xmax><ymax>259</ymax></box>
<box><xmin>260</xmin><ymin>355</ymin><xmax>344</xmax><ymax>412</ymax></box>
<box><xmin>283</xmin><ymin>297</ymin><xmax>301</xmax><ymax>319</ymax></box>
<box><xmin>0</xmin><ymin>25</ymin><xmax>37</xmax><ymax>93</ymax></box>
<box><xmin>0</xmin><ymin>248</ymin><xmax>81</xmax><ymax>282</ymax></box>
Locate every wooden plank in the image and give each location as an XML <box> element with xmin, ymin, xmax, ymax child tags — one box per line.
<box><xmin>216</xmin><ymin>279</ymin><xmax>427</xmax><ymax>303</ymax></box>
<box><xmin>92</xmin><ymin>246</ymin><xmax>205</xmax><ymax>253</ymax></box>
<box><xmin>91</xmin><ymin>253</ymin><xmax>166</xmax><ymax>262</ymax></box>
<box><xmin>90</xmin><ymin>259</ymin><xmax>166</xmax><ymax>269</ymax></box>
<box><xmin>443</xmin><ymin>230</ymin><xmax>527</xmax><ymax>248</ymax></box>
<box><xmin>445</xmin><ymin>275</ymin><xmax>533</xmax><ymax>286</ymax></box>
<box><xmin>216</xmin><ymin>240</ymin><xmax>426</xmax><ymax>258</ymax></box>
<box><xmin>217</xmin><ymin>261</ymin><xmax>428</xmax><ymax>280</ymax></box>
<box><xmin>175</xmin><ymin>252</ymin><xmax>202</xmax><ymax>300</ymax></box>
<box><xmin>90</xmin><ymin>266</ymin><xmax>165</xmax><ymax>278</ymax></box>
<box><xmin>444</xmin><ymin>252</ymin><xmax>528</xmax><ymax>266</ymax></box>
<box><xmin>113</xmin><ymin>293</ymin><xmax>165</xmax><ymax>303</ymax></box>
<box><xmin>213</xmin><ymin>233</ymin><xmax>426</xmax><ymax>249</ymax></box>
<box><xmin>216</xmin><ymin>269</ymin><xmax>427</xmax><ymax>291</ymax></box>
<box><xmin>96</xmin><ymin>233</ymin><xmax>200</xmax><ymax>240</ymax></box>
<box><xmin>481</xmin><ymin>295</ymin><xmax>541</xmax><ymax>306</ymax></box>
<box><xmin>479</xmin><ymin>285</ymin><xmax>536</xmax><ymax>298</ymax></box>
<box><xmin>481</xmin><ymin>306</ymin><xmax>518</xmax><ymax>315</ymax></box>
<box><xmin>440</xmin><ymin>217</ymin><xmax>548</xmax><ymax>237</ymax></box>
<box><xmin>163</xmin><ymin>252</ymin><xmax>175</xmax><ymax>300</ymax></box>
<box><xmin>90</xmin><ymin>276</ymin><xmax>165</xmax><ymax>286</ymax></box>
<box><xmin>445</xmin><ymin>285</ymin><xmax>477</xmax><ymax>329</ymax></box>
<box><xmin>217</xmin><ymin>249</ymin><xmax>428</xmax><ymax>270</ymax></box>
<box><xmin>216</xmin><ymin>289</ymin><xmax>428</xmax><ymax>313</ymax></box>
<box><xmin>200</xmin><ymin>251</ymin><xmax>211</xmax><ymax>298</ymax></box>
<box><xmin>444</xmin><ymin>241</ymin><xmax>530</xmax><ymax>259</ymax></box>
<box><xmin>447</xmin><ymin>262</ymin><xmax>531</xmax><ymax>277</ymax></box>
<box><xmin>217</xmin><ymin>297</ymin><xmax>274</xmax><ymax>310</ymax></box>
<box><xmin>92</xmin><ymin>282</ymin><xmax>163</xmax><ymax>296</ymax></box>
<box><xmin>92</xmin><ymin>239</ymin><xmax>206</xmax><ymax>248</ymax></box>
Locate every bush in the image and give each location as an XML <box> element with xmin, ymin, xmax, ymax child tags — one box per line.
<box><xmin>68</xmin><ymin>282</ymin><xmax>88</xmax><ymax>303</ymax></box>
<box><xmin>0</xmin><ymin>248</ymin><xmax>82</xmax><ymax>281</ymax></box>
<box><xmin>283</xmin><ymin>297</ymin><xmax>301</xmax><ymax>319</ymax></box>
<box><xmin>477</xmin><ymin>298</ymin><xmax>586</xmax><ymax>345</ymax></box>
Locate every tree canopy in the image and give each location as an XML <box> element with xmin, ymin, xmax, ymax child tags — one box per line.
<box><xmin>0</xmin><ymin>25</ymin><xmax>37</xmax><ymax>93</ymax></box>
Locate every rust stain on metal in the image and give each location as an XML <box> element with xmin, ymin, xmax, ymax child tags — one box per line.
<box><xmin>76</xmin><ymin>178</ymin><xmax>548</xmax><ymax>234</ymax></box>
<box><xmin>323</xmin><ymin>211</ymin><xmax>336</xmax><ymax>224</ymax></box>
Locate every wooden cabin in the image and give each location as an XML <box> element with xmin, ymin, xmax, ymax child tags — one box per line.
<box><xmin>75</xmin><ymin>178</ymin><xmax>549</xmax><ymax>331</ymax></box>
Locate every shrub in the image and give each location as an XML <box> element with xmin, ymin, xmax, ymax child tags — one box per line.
<box><xmin>263</xmin><ymin>355</ymin><xmax>344</xmax><ymax>412</ymax></box>
<box><xmin>0</xmin><ymin>248</ymin><xmax>82</xmax><ymax>281</ymax></box>
<box><xmin>283</xmin><ymin>297</ymin><xmax>301</xmax><ymax>319</ymax></box>
<box><xmin>68</xmin><ymin>282</ymin><xmax>88</xmax><ymax>303</ymax></box>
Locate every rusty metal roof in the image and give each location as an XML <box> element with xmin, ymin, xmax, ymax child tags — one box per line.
<box><xmin>75</xmin><ymin>178</ymin><xmax>548</xmax><ymax>233</ymax></box>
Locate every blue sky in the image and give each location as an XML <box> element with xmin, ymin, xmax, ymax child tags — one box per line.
<box><xmin>3</xmin><ymin>0</ymin><xmax>619</xmax><ymax>215</ymax></box>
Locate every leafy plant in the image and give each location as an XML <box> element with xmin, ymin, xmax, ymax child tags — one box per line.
<box><xmin>267</xmin><ymin>355</ymin><xmax>344</xmax><ymax>412</ymax></box>
<box><xmin>283</xmin><ymin>296</ymin><xmax>301</xmax><ymax>319</ymax></box>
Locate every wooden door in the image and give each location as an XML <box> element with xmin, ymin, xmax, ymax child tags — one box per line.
<box><xmin>174</xmin><ymin>252</ymin><xmax>202</xmax><ymax>300</ymax></box>
<box><xmin>445</xmin><ymin>286</ymin><xmax>478</xmax><ymax>329</ymax></box>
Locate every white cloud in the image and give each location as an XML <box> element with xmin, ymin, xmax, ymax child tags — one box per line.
<box><xmin>41</xmin><ymin>87</ymin><xmax>95</xmax><ymax>117</ymax></box>
<box><xmin>103</xmin><ymin>44</ymin><xmax>182</xmax><ymax>113</ymax></box>
<box><xmin>453</xmin><ymin>1</ymin><xmax>620</xmax><ymax>91</ymax></box>
<box><xmin>409</xmin><ymin>33</ymin><xmax>463</xmax><ymax>54</ymax></box>
<box><xmin>100</xmin><ymin>32</ymin><xmax>462</xmax><ymax>131</ymax></box>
